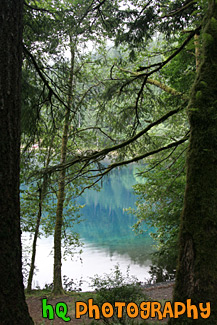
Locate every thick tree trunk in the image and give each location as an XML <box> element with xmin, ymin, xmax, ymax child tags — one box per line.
<box><xmin>0</xmin><ymin>1</ymin><xmax>33</xmax><ymax>323</ymax></box>
<box><xmin>53</xmin><ymin>41</ymin><xmax>75</xmax><ymax>295</ymax></box>
<box><xmin>169</xmin><ymin>1</ymin><xmax>217</xmax><ymax>324</ymax></box>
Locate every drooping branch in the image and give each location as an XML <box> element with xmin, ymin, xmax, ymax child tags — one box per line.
<box><xmin>59</xmin><ymin>134</ymin><xmax>188</xmax><ymax>196</ymax></box>
<box><xmin>119</xmin><ymin>68</ymin><xmax>188</xmax><ymax>99</ymax></box>
<box><xmin>137</xmin><ymin>27</ymin><xmax>201</xmax><ymax>75</ymax></box>
<box><xmin>41</xmin><ymin>105</ymin><xmax>185</xmax><ymax>175</ymax></box>
<box><xmin>23</xmin><ymin>46</ymin><xmax>76</xmax><ymax>114</ymax></box>
<box><xmin>73</xmin><ymin>126</ymin><xmax>116</xmax><ymax>142</ymax></box>
<box><xmin>160</xmin><ymin>1</ymin><xmax>197</xmax><ymax>18</ymax></box>
<box><xmin>24</xmin><ymin>1</ymin><xmax>56</xmax><ymax>14</ymax></box>
<box><xmin>116</xmin><ymin>28</ymin><xmax>199</xmax><ymax>116</ymax></box>
<box><xmin>90</xmin><ymin>136</ymin><xmax>189</xmax><ymax>178</ymax></box>
<box><xmin>114</xmin><ymin>66</ymin><xmax>188</xmax><ymax>100</ymax></box>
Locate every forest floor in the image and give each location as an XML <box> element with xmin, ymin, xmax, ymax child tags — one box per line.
<box><xmin>26</xmin><ymin>282</ymin><xmax>174</xmax><ymax>324</ymax></box>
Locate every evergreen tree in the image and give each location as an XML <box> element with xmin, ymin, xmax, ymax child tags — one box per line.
<box><xmin>169</xmin><ymin>1</ymin><xmax>217</xmax><ymax>323</ymax></box>
<box><xmin>0</xmin><ymin>0</ymin><xmax>33</xmax><ymax>323</ymax></box>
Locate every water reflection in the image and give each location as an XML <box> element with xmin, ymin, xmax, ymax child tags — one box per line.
<box><xmin>29</xmin><ymin>236</ymin><xmax>152</xmax><ymax>291</ymax></box>
<box><xmin>24</xmin><ymin>164</ymin><xmax>155</xmax><ymax>291</ymax></box>
<box><xmin>74</xmin><ymin>164</ymin><xmax>154</xmax><ymax>265</ymax></box>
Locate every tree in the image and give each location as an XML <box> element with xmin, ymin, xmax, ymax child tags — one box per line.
<box><xmin>95</xmin><ymin>2</ymin><xmax>217</xmax><ymax>322</ymax></box>
<box><xmin>41</xmin><ymin>2</ymin><xmax>217</xmax><ymax>320</ymax></box>
<box><xmin>53</xmin><ymin>38</ymin><xmax>75</xmax><ymax>295</ymax></box>
<box><xmin>11</xmin><ymin>1</ymin><xmax>217</xmax><ymax>323</ymax></box>
<box><xmin>129</xmin><ymin>146</ymin><xmax>186</xmax><ymax>282</ymax></box>
<box><xmin>125</xmin><ymin>29</ymin><xmax>196</xmax><ymax>282</ymax></box>
<box><xmin>169</xmin><ymin>1</ymin><xmax>217</xmax><ymax>323</ymax></box>
<box><xmin>25</xmin><ymin>138</ymin><xmax>54</xmax><ymax>292</ymax></box>
<box><xmin>21</xmin><ymin>0</ymin><xmax>134</xmax><ymax>295</ymax></box>
<box><xmin>0</xmin><ymin>0</ymin><xmax>33</xmax><ymax>323</ymax></box>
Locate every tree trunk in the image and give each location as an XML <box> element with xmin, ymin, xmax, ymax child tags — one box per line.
<box><xmin>53</xmin><ymin>40</ymin><xmax>75</xmax><ymax>295</ymax></box>
<box><xmin>0</xmin><ymin>1</ymin><xmax>33</xmax><ymax>323</ymax></box>
<box><xmin>169</xmin><ymin>1</ymin><xmax>217</xmax><ymax>324</ymax></box>
<box><xmin>194</xmin><ymin>33</ymin><xmax>201</xmax><ymax>73</ymax></box>
<box><xmin>27</xmin><ymin>139</ymin><xmax>53</xmax><ymax>292</ymax></box>
<box><xmin>27</xmin><ymin>186</ymin><xmax>43</xmax><ymax>293</ymax></box>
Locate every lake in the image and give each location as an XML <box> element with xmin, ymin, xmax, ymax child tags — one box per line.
<box><xmin>22</xmin><ymin>164</ymin><xmax>155</xmax><ymax>291</ymax></box>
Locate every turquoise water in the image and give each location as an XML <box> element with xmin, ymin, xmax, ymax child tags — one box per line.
<box><xmin>73</xmin><ymin>164</ymin><xmax>154</xmax><ymax>265</ymax></box>
<box><xmin>23</xmin><ymin>164</ymin><xmax>155</xmax><ymax>290</ymax></box>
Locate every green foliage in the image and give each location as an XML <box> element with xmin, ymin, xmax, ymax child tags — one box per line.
<box><xmin>89</xmin><ymin>265</ymin><xmax>146</xmax><ymax>324</ymax></box>
<box><xmin>20</xmin><ymin>0</ymin><xmax>210</xmax><ymax>299</ymax></box>
<box><xmin>195</xmin><ymin>90</ymin><xmax>203</xmax><ymax>101</ymax></box>
<box><xmin>202</xmin><ymin>32</ymin><xmax>214</xmax><ymax>45</ymax></box>
<box><xmin>20</xmin><ymin>171</ymin><xmax>84</xmax><ymax>244</ymax></box>
<box><xmin>128</xmin><ymin>146</ymin><xmax>187</xmax><ymax>282</ymax></box>
<box><xmin>162</xmin><ymin>39</ymin><xmax>196</xmax><ymax>94</ymax></box>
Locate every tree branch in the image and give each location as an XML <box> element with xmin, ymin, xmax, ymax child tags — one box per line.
<box><xmin>160</xmin><ymin>1</ymin><xmax>197</xmax><ymax>19</ymax></box>
<box><xmin>89</xmin><ymin>136</ymin><xmax>188</xmax><ymax>178</ymax></box>
<box><xmin>23</xmin><ymin>46</ymin><xmax>76</xmax><ymax>114</ymax></box>
<box><xmin>93</xmin><ymin>0</ymin><xmax>107</xmax><ymax>11</ymax></box>
<box><xmin>146</xmin><ymin>78</ymin><xmax>188</xmax><ymax>99</ymax></box>
<box><xmin>24</xmin><ymin>1</ymin><xmax>56</xmax><ymax>14</ymax></box>
<box><xmin>74</xmin><ymin>126</ymin><xmax>116</xmax><ymax>142</ymax></box>
<box><xmin>41</xmin><ymin>105</ymin><xmax>185</xmax><ymax>175</ymax></box>
<box><xmin>137</xmin><ymin>27</ymin><xmax>201</xmax><ymax>75</ymax></box>
<box><xmin>114</xmin><ymin>67</ymin><xmax>188</xmax><ymax>99</ymax></box>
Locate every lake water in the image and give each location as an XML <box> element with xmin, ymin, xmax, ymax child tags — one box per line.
<box><xmin>22</xmin><ymin>164</ymin><xmax>154</xmax><ymax>291</ymax></box>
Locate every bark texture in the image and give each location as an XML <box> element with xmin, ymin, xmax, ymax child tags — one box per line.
<box><xmin>194</xmin><ymin>33</ymin><xmax>201</xmax><ymax>73</ymax></box>
<box><xmin>53</xmin><ymin>41</ymin><xmax>75</xmax><ymax>295</ymax></box>
<box><xmin>0</xmin><ymin>0</ymin><xmax>33</xmax><ymax>323</ymax></box>
<box><xmin>169</xmin><ymin>1</ymin><xmax>217</xmax><ymax>324</ymax></box>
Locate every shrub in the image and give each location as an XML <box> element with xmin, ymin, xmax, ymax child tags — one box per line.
<box><xmin>89</xmin><ymin>265</ymin><xmax>147</xmax><ymax>324</ymax></box>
